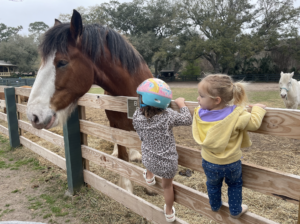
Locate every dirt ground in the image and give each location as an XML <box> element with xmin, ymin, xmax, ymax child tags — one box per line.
<box><xmin>0</xmin><ymin>82</ymin><xmax>299</xmax><ymax>224</ymax></box>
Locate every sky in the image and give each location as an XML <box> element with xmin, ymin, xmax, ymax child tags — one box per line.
<box><xmin>1</xmin><ymin>0</ymin><xmax>300</xmax><ymax>35</ymax></box>
<box><xmin>1</xmin><ymin>0</ymin><xmax>131</xmax><ymax>35</ymax></box>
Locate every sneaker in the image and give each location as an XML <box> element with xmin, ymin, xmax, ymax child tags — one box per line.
<box><xmin>230</xmin><ymin>205</ymin><xmax>248</xmax><ymax>219</ymax></box>
<box><xmin>164</xmin><ymin>204</ymin><xmax>176</xmax><ymax>222</ymax></box>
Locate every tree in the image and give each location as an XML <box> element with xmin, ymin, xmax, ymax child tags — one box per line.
<box><xmin>28</xmin><ymin>21</ymin><xmax>49</xmax><ymax>41</ymax></box>
<box><xmin>0</xmin><ymin>23</ymin><xmax>23</xmax><ymax>42</ymax></box>
<box><xmin>0</xmin><ymin>35</ymin><xmax>39</xmax><ymax>73</ymax></box>
<box><xmin>177</xmin><ymin>0</ymin><xmax>300</xmax><ymax>73</ymax></box>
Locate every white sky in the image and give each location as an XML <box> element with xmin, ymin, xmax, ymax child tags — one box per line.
<box><xmin>1</xmin><ymin>0</ymin><xmax>131</xmax><ymax>35</ymax></box>
<box><xmin>1</xmin><ymin>0</ymin><xmax>300</xmax><ymax>35</ymax></box>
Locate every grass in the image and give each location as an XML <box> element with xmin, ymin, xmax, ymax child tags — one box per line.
<box><xmin>88</xmin><ymin>88</ymin><xmax>104</xmax><ymax>94</ymax></box>
<box><xmin>88</xmin><ymin>86</ymin><xmax>284</xmax><ymax>108</ymax></box>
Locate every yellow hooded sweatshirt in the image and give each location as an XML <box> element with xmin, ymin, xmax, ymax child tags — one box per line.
<box><xmin>192</xmin><ymin>105</ymin><xmax>266</xmax><ymax>165</ymax></box>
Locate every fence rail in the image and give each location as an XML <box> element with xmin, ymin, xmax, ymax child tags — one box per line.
<box><xmin>0</xmin><ymin>86</ymin><xmax>299</xmax><ymax>223</ymax></box>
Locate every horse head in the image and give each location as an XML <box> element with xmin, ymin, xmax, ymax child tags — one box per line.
<box><xmin>279</xmin><ymin>72</ymin><xmax>294</xmax><ymax>99</ymax></box>
<box><xmin>27</xmin><ymin>10</ymin><xmax>148</xmax><ymax>130</ymax></box>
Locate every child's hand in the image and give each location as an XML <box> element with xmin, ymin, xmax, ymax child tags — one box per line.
<box><xmin>249</xmin><ymin>103</ymin><xmax>266</xmax><ymax>109</ymax></box>
<box><xmin>174</xmin><ymin>97</ymin><xmax>186</xmax><ymax>108</ymax></box>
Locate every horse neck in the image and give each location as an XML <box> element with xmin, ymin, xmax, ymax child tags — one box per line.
<box><xmin>93</xmin><ymin>61</ymin><xmax>153</xmax><ymax>97</ymax></box>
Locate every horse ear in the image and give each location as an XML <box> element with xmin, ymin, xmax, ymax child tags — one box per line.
<box><xmin>70</xmin><ymin>9</ymin><xmax>83</xmax><ymax>40</ymax></box>
<box><xmin>291</xmin><ymin>72</ymin><xmax>294</xmax><ymax>77</ymax></box>
<box><xmin>280</xmin><ymin>71</ymin><xmax>283</xmax><ymax>76</ymax></box>
<box><xmin>54</xmin><ymin>19</ymin><xmax>62</xmax><ymax>26</ymax></box>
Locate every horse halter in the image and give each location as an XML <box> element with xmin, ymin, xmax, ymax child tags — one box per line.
<box><xmin>280</xmin><ymin>81</ymin><xmax>291</xmax><ymax>100</ymax></box>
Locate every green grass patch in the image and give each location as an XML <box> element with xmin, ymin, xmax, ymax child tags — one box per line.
<box><xmin>51</xmin><ymin>206</ymin><xmax>61</xmax><ymax>213</ymax></box>
<box><xmin>171</xmin><ymin>88</ymin><xmax>285</xmax><ymax>108</ymax></box>
<box><xmin>40</xmin><ymin>194</ymin><xmax>56</xmax><ymax>205</ymax></box>
<box><xmin>43</xmin><ymin>213</ymin><xmax>52</xmax><ymax>219</ymax></box>
<box><xmin>55</xmin><ymin>211</ymin><xmax>69</xmax><ymax>217</ymax></box>
<box><xmin>88</xmin><ymin>88</ymin><xmax>104</xmax><ymax>94</ymax></box>
<box><xmin>0</xmin><ymin>161</ymin><xmax>9</xmax><ymax>169</ymax></box>
<box><xmin>28</xmin><ymin>201</ymin><xmax>43</xmax><ymax>210</ymax></box>
<box><xmin>5</xmin><ymin>204</ymin><xmax>10</xmax><ymax>207</ymax></box>
<box><xmin>11</xmin><ymin>189</ymin><xmax>19</xmax><ymax>193</ymax></box>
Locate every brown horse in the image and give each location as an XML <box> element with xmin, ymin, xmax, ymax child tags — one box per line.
<box><xmin>26</xmin><ymin>10</ymin><xmax>153</xmax><ymax>192</ymax></box>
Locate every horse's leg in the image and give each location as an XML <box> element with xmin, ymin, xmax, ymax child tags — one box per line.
<box><xmin>112</xmin><ymin>143</ymin><xmax>141</xmax><ymax>162</ymax></box>
<box><xmin>112</xmin><ymin>143</ymin><xmax>118</xmax><ymax>157</ymax></box>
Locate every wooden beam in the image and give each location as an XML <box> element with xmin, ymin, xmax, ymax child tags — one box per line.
<box><xmin>0</xmin><ymin>124</ymin><xmax>9</xmax><ymax>136</ymax></box>
<box><xmin>18</xmin><ymin>120</ymin><xmax>64</xmax><ymax>148</ymax></box>
<box><xmin>78</xmin><ymin>105</ymin><xmax>90</xmax><ymax>188</ymax></box>
<box><xmin>0</xmin><ymin>112</ymin><xmax>8</xmax><ymax>122</ymax></box>
<box><xmin>20</xmin><ymin>136</ymin><xmax>66</xmax><ymax>170</ymax></box>
<box><xmin>79</xmin><ymin>120</ymin><xmax>300</xmax><ymax>204</ymax></box>
<box><xmin>14</xmin><ymin>87</ymin><xmax>31</xmax><ymax>97</ymax></box>
<box><xmin>84</xmin><ymin>170</ymin><xmax>189</xmax><ymax>224</ymax></box>
<box><xmin>82</xmin><ymin>145</ymin><xmax>277</xmax><ymax>224</ymax></box>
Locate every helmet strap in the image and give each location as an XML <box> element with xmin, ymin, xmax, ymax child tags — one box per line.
<box><xmin>139</xmin><ymin>95</ymin><xmax>148</xmax><ymax>108</ymax></box>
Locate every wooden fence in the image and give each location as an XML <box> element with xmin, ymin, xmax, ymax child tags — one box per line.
<box><xmin>0</xmin><ymin>86</ymin><xmax>300</xmax><ymax>223</ymax></box>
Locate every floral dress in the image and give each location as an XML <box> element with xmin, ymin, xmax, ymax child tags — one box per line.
<box><xmin>133</xmin><ymin>107</ymin><xmax>192</xmax><ymax>179</ymax></box>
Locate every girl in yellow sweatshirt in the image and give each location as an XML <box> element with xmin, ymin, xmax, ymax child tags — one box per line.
<box><xmin>192</xmin><ymin>74</ymin><xmax>266</xmax><ymax>219</ymax></box>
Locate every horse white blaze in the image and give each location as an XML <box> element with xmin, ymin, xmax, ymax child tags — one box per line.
<box><xmin>27</xmin><ymin>51</ymin><xmax>76</xmax><ymax>129</ymax></box>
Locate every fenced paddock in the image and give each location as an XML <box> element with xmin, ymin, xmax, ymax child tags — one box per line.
<box><xmin>0</xmin><ymin>86</ymin><xmax>300</xmax><ymax>223</ymax></box>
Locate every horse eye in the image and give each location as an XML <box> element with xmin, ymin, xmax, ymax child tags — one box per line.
<box><xmin>57</xmin><ymin>61</ymin><xmax>68</xmax><ymax>68</ymax></box>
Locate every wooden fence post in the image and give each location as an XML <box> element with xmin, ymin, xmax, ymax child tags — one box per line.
<box><xmin>78</xmin><ymin>105</ymin><xmax>90</xmax><ymax>188</ymax></box>
<box><xmin>4</xmin><ymin>87</ymin><xmax>20</xmax><ymax>148</ymax></box>
<box><xmin>63</xmin><ymin>107</ymin><xmax>84</xmax><ymax>195</ymax></box>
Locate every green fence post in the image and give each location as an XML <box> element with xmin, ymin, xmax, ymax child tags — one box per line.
<box><xmin>63</xmin><ymin>107</ymin><xmax>84</xmax><ymax>195</ymax></box>
<box><xmin>4</xmin><ymin>87</ymin><xmax>20</xmax><ymax>148</ymax></box>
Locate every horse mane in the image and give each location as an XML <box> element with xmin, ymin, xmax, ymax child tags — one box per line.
<box><xmin>39</xmin><ymin>23</ymin><xmax>144</xmax><ymax>74</ymax></box>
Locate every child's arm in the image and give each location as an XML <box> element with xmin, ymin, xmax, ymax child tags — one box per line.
<box><xmin>171</xmin><ymin>97</ymin><xmax>193</xmax><ymax>126</ymax></box>
<box><xmin>244</xmin><ymin>104</ymin><xmax>267</xmax><ymax>131</ymax></box>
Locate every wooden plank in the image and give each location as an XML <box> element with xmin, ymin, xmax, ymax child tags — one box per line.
<box><xmin>20</xmin><ymin>136</ymin><xmax>66</xmax><ymax>170</ymax></box>
<box><xmin>78</xmin><ymin>105</ymin><xmax>90</xmax><ymax>188</ymax></box>
<box><xmin>80</xmin><ymin>121</ymin><xmax>300</xmax><ymax>204</ymax></box>
<box><xmin>15</xmin><ymin>87</ymin><xmax>31</xmax><ymax>97</ymax></box>
<box><xmin>79</xmin><ymin>120</ymin><xmax>141</xmax><ymax>150</ymax></box>
<box><xmin>18</xmin><ymin>120</ymin><xmax>64</xmax><ymax>147</ymax></box>
<box><xmin>0</xmin><ymin>124</ymin><xmax>9</xmax><ymax>136</ymax></box>
<box><xmin>0</xmin><ymin>112</ymin><xmax>8</xmax><ymax>122</ymax></box>
<box><xmin>16</xmin><ymin>95</ymin><xmax>23</xmax><ymax>136</ymax></box>
<box><xmin>16</xmin><ymin>103</ymin><xmax>26</xmax><ymax>114</ymax></box>
<box><xmin>0</xmin><ymin>99</ymin><xmax>6</xmax><ymax>109</ymax></box>
<box><xmin>82</xmin><ymin>145</ymin><xmax>277</xmax><ymax>224</ymax></box>
<box><xmin>254</xmin><ymin>108</ymin><xmax>300</xmax><ymax>139</ymax></box>
<box><xmin>83</xmin><ymin>170</ymin><xmax>188</xmax><ymax>224</ymax></box>
<box><xmin>16</xmin><ymin>93</ymin><xmax>300</xmax><ymax>139</ymax></box>
<box><xmin>78</xmin><ymin>93</ymin><xmax>131</xmax><ymax>113</ymax></box>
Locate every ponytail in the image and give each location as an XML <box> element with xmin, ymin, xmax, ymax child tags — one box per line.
<box><xmin>232</xmin><ymin>82</ymin><xmax>248</xmax><ymax>106</ymax></box>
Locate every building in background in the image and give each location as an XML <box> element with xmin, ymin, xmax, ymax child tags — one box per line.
<box><xmin>0</xmin><ymin>60</ymin><xmax>17</xmax><ymax>77</ymax></box>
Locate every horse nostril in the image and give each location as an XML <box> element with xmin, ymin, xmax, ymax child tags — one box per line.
<box><xmin>33</xmin><ymin>114</ymin><xmax>39</xmax><ymax>124</ymax></box>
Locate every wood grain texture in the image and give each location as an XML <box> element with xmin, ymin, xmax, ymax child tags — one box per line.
<box><xmin>20</xmin><ymin>136</ymin><xmax>66</xmax><ymax>170</ymax></box>
<box><xmin>15</xmin><ymin>87</ymin><xmax>31</xmax><ymax>97</ymax></box>
<box><xmin>80</xmin><ymin>119</ymin><xmax>300</xmax><ymax>204</ymax></box>
<box><xmin>0</xmin><ymin>112</ymin><xmax>8</xmax><ymax>122</ymax></box>
<box><xmin>16</xmin><ymin>103</ymin><xmax>26</xmax><ymax>114</ymax></box>
<box><xmin>82</xmin><ymin>145</ymin><xmax>277</xmax><ymax>224</ymax></box>
<box><xmin>0</xmin><ymin>124</ymin><xmax>9</xmax><ymax>136</ymax></box>
<box><xmin>18</xmin><ymin>120</ymin><xmax>64</xmax><ymax>147</ymax></box>
<box><xmin>83</xmin><ymin>170</ymin><xmax>189</xmax><ymax>224</ymax></box>
<box><xmin>0</xmin><ymin>100</ymin><xmax>6</xmax><ymax>109</ymax></box>
<box><xmin>78</xmin><ymin>93</ymin><xmax>135</xmax><ymax>113</ymax></box>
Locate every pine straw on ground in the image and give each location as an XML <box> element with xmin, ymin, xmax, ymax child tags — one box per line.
<box><xmin>0</xmin><ymin>105</ymin><xmax>299</xmax><ymax>223</ymax></box>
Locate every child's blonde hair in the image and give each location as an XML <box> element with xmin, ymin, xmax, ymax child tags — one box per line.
<box><xmin>200</xmin><ymin>74</ymin><xmax>248</xmax><ymax>106</ymax></box>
